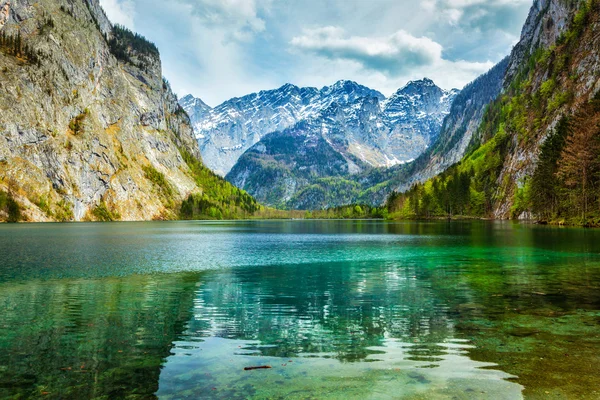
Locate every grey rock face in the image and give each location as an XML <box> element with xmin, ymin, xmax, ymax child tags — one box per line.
<box><xmin>0</xmin><ymin>0</ymin><xmax>202</xmax><ymax>221</ymax></box>
<box><xmin>505</xmin><ymin>0</ymin><xmax>575</xmax><ymax>86</ymax></box>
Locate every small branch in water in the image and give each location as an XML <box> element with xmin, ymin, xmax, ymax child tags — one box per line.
<box><xmin>244</xmin><ymin>366</ymin><xmax>272</xmax><ymax>371</ymax></box>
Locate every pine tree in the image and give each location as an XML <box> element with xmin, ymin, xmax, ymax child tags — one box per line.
<box><xmin>557</xmin><ymin>106</ymin><xmax>600</xmax><ymax>222</ymax></box>
<box><xmin>15</xmin><ymin>31</ymin><xmax>21</xmax><ymax>57</ymax></box>
<box><xmin>531</xmin><ymin>117</ymin><xmax>569</xmax><ymax>220</ymax></box>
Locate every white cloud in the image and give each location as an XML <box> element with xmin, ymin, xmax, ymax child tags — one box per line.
<box><xmin>181</xmin><ymin>0</ymin><xmax>270</xmax><ymax>42</ymax></box>
<box><xmin>422</xmin><ymin>0</ymin><xmax>531</xmax><ymax>25</ymax></box>
<box><xmin>99</xmin><ymin>0</ymin><xmax>135</xmax><ymax>29</ymax></box>
<box><xmin>291</xmin><ymin>27</ymin><xmax>442</xmax><ymax>76</ymax></box>
<box><xmin>109</xmin><ymin>0</ymin><xmax>530</xmax><ymax>104</ymax></box>
<box><xmin>290</xmin><ymin>26</ymin><xmax>493</xmax><ymax>92</ymax></box>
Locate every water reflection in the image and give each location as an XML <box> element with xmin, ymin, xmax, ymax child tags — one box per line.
<box><xmin>155</xmin><ymin>260</ymin><xmax>524</xmax><ymax>399</ymax></box>
<box><xmin>0</xmin><ymin>274</ymin><xmax>198</xmax><ymax>399</ymax></box>
<box><xmin>1</xmin><ymin>221</ymin><xmax>600</xmax><ymax>398</ymax></box>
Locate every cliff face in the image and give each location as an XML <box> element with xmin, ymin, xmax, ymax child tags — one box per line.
<box><xmin>493</xmin><ymin>0</ymin><xmax>598</xmax><ymax>218</ymax></box>
<box><xmin>0</xmin><ymin>0</ymin><xmax>205</xmax><ymax>221</ymax></box>
<box><xmin>505</xmin><ymin>0</ymin><xmax>574</xmax><ymax>85</ymax></box>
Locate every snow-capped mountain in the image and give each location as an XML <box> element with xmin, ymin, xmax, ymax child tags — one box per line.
<box><xmin>308</xmin><ymin>78</ymin><xmax>460</xmax><ymax>168</ymax></box>
<box><xmin>181</xmin><ymin>80</ymin><xmax>384</xmax><ymax>176</ymax></box>
<box><xmin>219</xmin><ymin>79</ymin><xmax>459</xmax><ymax>208</ymax></box>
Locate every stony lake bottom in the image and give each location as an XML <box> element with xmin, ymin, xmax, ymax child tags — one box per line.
<box><xmin>0</xmin><ymin>220</ymin><xmax>599</xmax><ymax>399</ymax></box>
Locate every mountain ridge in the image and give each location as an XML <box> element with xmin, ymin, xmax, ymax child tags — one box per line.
<box><xmin>182</xmin><ymin>79</ymin><xmax>392</xmax><ymax>176</ymax></box>
<box><xmin>182</xmin><ymin>78</ymin><xmax>458</xmax><ymax>176</ymax></box>
<box><xmin>221</xmin><ymin>79</ymin><xmax>459</xmax><ymax>208</ymax></box>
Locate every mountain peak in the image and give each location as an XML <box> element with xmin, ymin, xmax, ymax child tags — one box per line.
<box><xmin>333</xmin><ymin>79</ymin><xmax>358</xmax><ymax>88</ymax></box>
<box><xmin>179</xmin><ymin>94</ymin><xmax>211</xmax><ymax>109</ymax></box>
<box><xmin>180</xmin><ymin>94</ymin><xmax>195</xmax><ymax>102</ymax></box>
<box><xmin>321</xmin><ymin>80</ymin><xmax>385</xmax><ymax>101</ymax></box>
<box><xmin>399</xmin><ymin>78</ymin><xmax>438</xmax><ymax>92</ymax></box>
<box><xmin>279</xmin><ymin>83</ymin><xmax>299</xmax><ymax>91</ymax></box>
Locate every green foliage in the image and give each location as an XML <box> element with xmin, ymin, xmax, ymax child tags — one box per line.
<box><xmin>530</xmin><ymin>117</ymin><xmax>569</xmax><ymax>220</ymax></box>
<box><xmin>547</xmin><ymin>91</ymin><xmax>572</xmax><ymax>113</ymax></box>
<box><xmin>0</xmin><ymin>30</ymin><xmax>41</xmax><ymax>66</ymax></box>
<box><xmin>387</xmin><ymin>167</ymin><xmax>476</xmax><ymax>220</ymax></box>
<box><xmin>143</xmin><ymin>165</ymin><xmax>175</xmax><ymax>208</ymax></box>
<box><xmin>69</xmin><ymin>109</ymin><xmax>90</xmax><ymax>135</ymax></box>
<box><xmin>54</xmin><ymin>200</ymin><xmax>74</xmax><ymax>222</ymax></box>
<box><xmin>540</xmin><ymin>78</ymin><xmax>556</xmax><ymax>99</ymax></box>
<box><xmin>34</xmin><ymin>195</ymin><xmax>53</xmax><ymax>217</ymax></box>
<box><xmin>307</xmin><ymin>204</ymin><xmax>387</xmax><ymax>219</ymax></box>
<box><xmin>510</xmin><ymin>180</ymin><xmax>532</xmax><ymax>219</ymax></box>
<box><xmin>91</xmin><ymin>202</ymin><xmax>121</xmax><ymax>222</ymax></box>
<box><xmin>179</xmin><ymin>149</ymin><xmax>261</xmax><ymax>220</ymax></box>
<box><xmin>180</xmin><ymin>193</ymin><xmax>224</xmax><ymax>220</ymax></box>
<box><xmin>0</xmin><ymin>191</ymin><xmax>22</xmax><ymax>223</ymax></box>
<box><xmin>288</xmin><ymin>177</ymin><xmax>362</xmax><ymax>210</ymax></box>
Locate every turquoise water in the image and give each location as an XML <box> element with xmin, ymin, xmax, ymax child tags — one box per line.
<box><xmin>0</xmin><ymin>220</ymin><xmax>599</xmax><ymax>399</ymax></box>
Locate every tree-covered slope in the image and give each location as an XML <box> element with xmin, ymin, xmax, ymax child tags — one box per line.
<box><xmin>388</xmin><ymin>0</ymin><xmax>600</xmax><ymax>226</ymax></box>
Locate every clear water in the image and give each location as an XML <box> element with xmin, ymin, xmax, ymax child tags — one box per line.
<box><xmin>0</xmin><ymin>220</ymin><xmax>599</xmax><ymax>399</ymax></box>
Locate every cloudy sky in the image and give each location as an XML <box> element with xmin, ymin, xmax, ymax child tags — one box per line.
<box><xmin>99</xmin><ymin>0</ymin><xmax>532</xmax><ymax>106</ymax></box>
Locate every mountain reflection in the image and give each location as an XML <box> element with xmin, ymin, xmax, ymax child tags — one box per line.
<box><xmin>3</xmin><ymin>221</ymin><xmax>600</xmax><ymax>398</ymax></box>
<box><xmin>157</xmin><ymin>260</ymin><xmax>523</xmax><ymax>399</ymax></box>
<box><xmin>187</xmin><ymin>261</ymin><xmax>457</xmax><ymax>362</ymax></box>
<box><xmin>0</xmin><ymin>274</ymin><xmax>199</xmax><ymax>399</ymax></box>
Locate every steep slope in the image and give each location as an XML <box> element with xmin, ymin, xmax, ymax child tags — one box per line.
<box><xmin>182</xmin><ymin>80</ymin><xmax>384</xmax><ymax>176</ymax></box>
<box><xmin>414</xmin><ymin>59</ymin><xmax>510</xmax><ymax>181</ymax></box>
<box><xmin>493</xmin><ymin>0</ymin><xmax>600</xmax><ymax>220</ymax></box>
<box><xmin>0</xmin><ymin>0</ymin><xmax>258</xmax><ymax>222</ymax></box>
<box><xmin>225</xmin><ymin>79</ymin><xmax>458</xmax><ymax>208</ymax></box>
<box><xmin>387</xmin><ymin>0</ymin><xmax>600</xmax><ymax>225</ymax></box>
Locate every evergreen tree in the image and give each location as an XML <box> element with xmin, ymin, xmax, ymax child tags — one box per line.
<box><xmin>557</xmin><ymin>106</ymin><xmax>600</xmax><ymax>222</ymax></box>
<box><xmin>531</xmin><ymin>117</ymin><xmax>569</xmax><ymax>220</ymax></box>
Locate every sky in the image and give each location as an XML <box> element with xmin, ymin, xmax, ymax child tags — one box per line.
<box><xmin>99</xmin><ymin>0</ymin><xmax>533</xmax><ymax>106</ymax></box>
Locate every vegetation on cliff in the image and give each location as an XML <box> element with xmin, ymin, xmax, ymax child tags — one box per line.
<box><xmin>387</xmin><ymin>0</ymin><xmax>600</xmax><ymax>226</ymax></box>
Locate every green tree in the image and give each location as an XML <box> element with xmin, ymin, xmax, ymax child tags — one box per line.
<box><xmin>530</xmin><ymin>117</ymin><xmax>569</xmax><ymax>220</ymax></box>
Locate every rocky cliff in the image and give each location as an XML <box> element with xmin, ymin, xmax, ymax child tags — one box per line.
<box><xmin>492</xmin><ymin>0</ymin><xmax>599</xmax><ymax>219</ymax></box>
<box><xmin>0</xmin><ymin>0</ymin><xmax>245</xmax><ymax>222</ymax></box>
